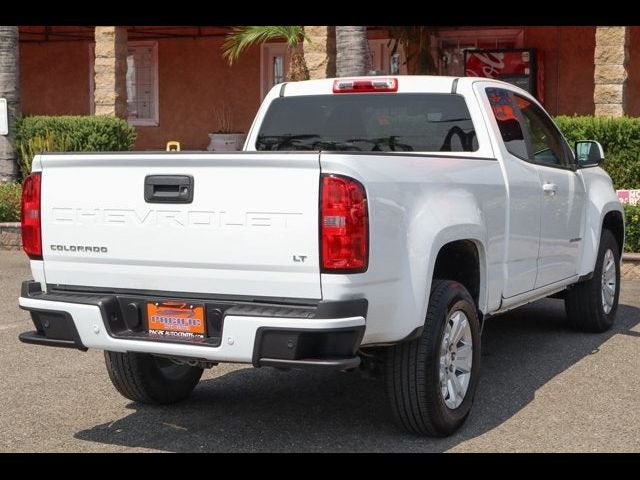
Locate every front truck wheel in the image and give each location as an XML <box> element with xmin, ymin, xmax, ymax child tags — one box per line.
<box><xmin>385</xmin><ymin>280</ymin><xmax>481</xmax><ymax>436</ymax></box>
<box><xmin>565</xmin><ymin>229</ymin><xmax>621</xmax><ymax>333</ymax></box>
<box><xmin>104</xmin><ymin>351</ymin><xmax>204</xmax><ymax>404</ymax></box>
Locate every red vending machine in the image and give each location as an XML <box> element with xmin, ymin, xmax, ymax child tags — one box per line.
<box><xmin>464</xmin><ymin>48</ymin><xmax>544</xmax><ymax>103</ymax></box>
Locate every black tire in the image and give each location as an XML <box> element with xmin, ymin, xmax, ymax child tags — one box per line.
<box><xmin>104</xmin><ymin>351</ymin><xmax>203</xmax><ymax>404</ymax></box>
<box><xmin>385</xmin><ymin>280</ymin><xmax>481</xmax><ymax>436</ymax></box>
<box><xmin>565</xmin><ymin>229</ymin><xmax>621</xmax><ymax>333</ymax></box>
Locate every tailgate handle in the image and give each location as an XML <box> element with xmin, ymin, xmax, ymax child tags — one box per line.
<box><xmin>144</xmin><ymin>175</ymin><xmax>194</xmax><ymax>203</ymax></box>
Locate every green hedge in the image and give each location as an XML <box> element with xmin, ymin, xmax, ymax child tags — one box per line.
<box><xmin>15</xmin><ymin>115</ymin><xmax>136</xmax><ymax>179</ymax></box>
<box><xmin>555</xmin><ymin>116</ymin><xmax>640</xmax><ymax>189</ymax></box>
<box><xmin>624</xmin><ymin>204</ymin><xmax>640</xmax><ymax>253</ymax></box>
<box><xmin>0</xmin><ymin>182</ymin><xmax>21</xmax><ymax>223</ymax></box>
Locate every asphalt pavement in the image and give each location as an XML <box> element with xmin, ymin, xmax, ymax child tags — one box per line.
<box><xmin>1</xmin><ymin>250</ymin><xmax>638</xmax><ymax>452</ymax></box>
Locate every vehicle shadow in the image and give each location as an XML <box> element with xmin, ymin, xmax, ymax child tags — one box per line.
<box><xmin>74</xmin><ymin>298</ymin><xmax>640</xmax><ymax>452</ymax></box>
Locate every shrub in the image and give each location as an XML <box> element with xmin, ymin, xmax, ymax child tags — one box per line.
<box><xmin>0</xmin><ymin>182</ymin><xmax>22</xmax><ymax>223</ymax></box>
<box><xmin>16</xmin><ymin>132</ymin><xmax>72</xmax><ymax>179</ymax></box>
<box><xmin>623</xmin><ymin>204</ymin><xmax>640</xmax><ymax>253</ymax></box>
<box><xmin>555</xmin><ymin>116</ymin><xmax>640</xmax><ymax>189</ymax></box>
<box><xmin>14</xmin><ymin>115</ymin><xmax>136</xmax><ymax>179</ymax></box>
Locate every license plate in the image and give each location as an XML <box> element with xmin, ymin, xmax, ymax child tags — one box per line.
<box><xmin>147</xmin><ymin>302</ymin><xmax>205</xmax><ymax>339</ymax></box>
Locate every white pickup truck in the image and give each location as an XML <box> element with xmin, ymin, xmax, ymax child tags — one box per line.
<box><xmin>18</xmin><ymin>76</ymin><xmax>624</xmax><ymax>437</ymax></box>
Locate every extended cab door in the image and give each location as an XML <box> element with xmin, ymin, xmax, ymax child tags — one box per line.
<box><xmin>481</xmin><ymin>85</ymin><xmax>542</xmax><ymax>298</ymax></box>
<box><xmin>509</xmin><ymin>94</ymin><xmax>586</xmax><ymax>287</ymax></box>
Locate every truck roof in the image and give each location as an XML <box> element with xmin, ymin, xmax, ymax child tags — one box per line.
<box><xmin>280</xmin><ymin>75</ymin><xmax>524</xmax><ymax>97</ymax></box>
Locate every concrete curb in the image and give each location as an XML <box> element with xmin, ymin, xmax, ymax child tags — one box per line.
<box><xmin>622</xmin><ymin>253</ymin><xmax>640</xmax><ymax>280</ymax></box>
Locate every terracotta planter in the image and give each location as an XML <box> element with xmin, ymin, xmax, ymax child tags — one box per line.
<box><xmin>207</xmin><ymin>133</ymin><xmax>246</xmax><ymax>152</ymax></box>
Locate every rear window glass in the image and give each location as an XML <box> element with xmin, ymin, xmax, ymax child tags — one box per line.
<box><xmin>256</xmin><ymin>94</ymin><xmax>478</xmax><ymax>152</ymax></box>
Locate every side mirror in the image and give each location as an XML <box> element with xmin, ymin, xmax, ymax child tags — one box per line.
<box><xmin>575</xmin><ymin>140</ymin><xmax>605</xmax><ymax>168</ymax></box>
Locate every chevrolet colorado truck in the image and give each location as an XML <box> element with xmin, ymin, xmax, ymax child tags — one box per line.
<box><xmin>18</xmin><ymin>76</ymin><xmax>624</xmax><ymax>437</ymax></box>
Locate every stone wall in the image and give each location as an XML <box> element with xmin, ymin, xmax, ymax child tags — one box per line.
<box><xmin>594</xmin><ymin>26</ymin><xmax>629</xmax><ymax>117</ymax></box>
<box><xmin>0</xmin><ymin>223</ymin><xmax>21</xmax><ymax>250</ymax></box>
<box><xmin>93</xmin><ymin>26</ymin><xmax>128</xmax><ymax>118</ymax></box>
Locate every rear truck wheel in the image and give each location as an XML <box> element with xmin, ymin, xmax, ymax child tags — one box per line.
<box><xmin>565</xmin><ymin>229</ymin><xmax>621</xmax><ymax>333</ymax></box>
<box><xmin>385</xmin><ymin>280</ymin><xmax>481</xmax><ymax>436</ymax></box>
<box><xmin>104</xmin><ymin>351</ymin><xmax>204</xmax><ymax>404</ymax></box>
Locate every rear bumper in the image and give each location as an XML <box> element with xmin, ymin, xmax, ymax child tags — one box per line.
<box><xmin>18</xmin><ymin>281</ymin><xmax>366</xmax><ymax>369</ymax></box>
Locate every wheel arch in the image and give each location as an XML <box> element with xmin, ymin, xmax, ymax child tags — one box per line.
<box><xmin>578</xmin><ymin>168</ymin><xmax>625</xmax><ymax>277</ymax></box>
<box><xmin>425</xmin><ymin>232</ymin><xmax>489</xmax><ymax>319</ymax></box>
<box><xmin>578</xmin><ymin>201</ymin><xmax>625</xmax><ymax>277</ymax></box>
<box><xmin>602</xmin><ymin>210</ymin><xmax>625</xmax><ymax>255</ymax></box>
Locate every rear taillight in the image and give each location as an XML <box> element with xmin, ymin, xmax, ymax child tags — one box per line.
<box><xmin>320</xmin><ymin>175</ymin><xmax>368</xmax><ymax>273</ymax></box>
<box><xmin>333</xmin><ymin>78</ymin><xmax>398</xmax><ymax>93</ymax></box>
<box><xmin>21</xmin><ymin>172</ymin><xmax>42</xmax><ymax>259</ymax></box>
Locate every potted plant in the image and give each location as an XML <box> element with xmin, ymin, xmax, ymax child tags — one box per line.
<box><xmin>207</xmin><ymin>102</ymin><xmax>246</xmax><ymax>151</ymax></box>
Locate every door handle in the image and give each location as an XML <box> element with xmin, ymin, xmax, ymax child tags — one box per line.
<box><xmin>144</xmin><ymin>175</ymin><xmax>194</xmax><ymax>204</ymax></box>
<box><xmin>542</xmin><ymin>182</ymin><xmax>557</xmax><ymax>196</ymax></box>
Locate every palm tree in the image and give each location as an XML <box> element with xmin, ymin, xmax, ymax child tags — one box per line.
<box><xmin>0</xmin><ymin>26</ymin><xmax>19</xmax><ymax>181</ymax></box>
<box><xmin>222</xmin><ymin>26</ymin><xmax>310</xmax><ymax>81</ymax></box>
<box><xmin>335</xmin><ymin>26</ymin><xmax>371</xmax><ymax>77</ymax></box>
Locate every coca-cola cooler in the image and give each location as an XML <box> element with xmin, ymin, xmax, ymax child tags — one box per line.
<box><xmin>464</xmin><ymin>48</ymin><xmax>544</xmax><ymax>103</ymax></box>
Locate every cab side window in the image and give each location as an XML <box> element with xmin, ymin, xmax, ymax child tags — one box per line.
<box><xmin>487</xmin><ymin>87</ymin><xmax>572</xmax><ymax>169</ymax></box>
<box><xmin>514</xmin><ymin>94</ymin><xmax>571</xmax><ymax>169</ymax></box>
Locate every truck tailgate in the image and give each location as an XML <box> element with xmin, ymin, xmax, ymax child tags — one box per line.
<box><xmin>39</xmin><ymin>153</ymin><xmax>321</xmax><ymax>299</ymax></box>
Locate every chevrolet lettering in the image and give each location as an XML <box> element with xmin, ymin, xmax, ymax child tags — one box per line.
<box><xmin>51</xmin><ymin>207</ymin><xmax>303</xmax><ymax>229</ymax></box>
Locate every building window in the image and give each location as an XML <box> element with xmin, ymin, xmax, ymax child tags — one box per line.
<box><xmin>88</xmin><ymin>41</ymin><xmax>159</xmax><ymax>126</ymax></box>
<box><xmin>261</xmin><ymin>43</ymin><xmax>288</xmax><ymax>100</ymax></box>
<box><xmin>273</xmin><ymin>55</ymin><xmax>284</xmax><ymax>85</ymax></box>
<box><xmin>126</xmin><ymin>41</ymin><xmax>159</xmax><ymax>126</ymax></box>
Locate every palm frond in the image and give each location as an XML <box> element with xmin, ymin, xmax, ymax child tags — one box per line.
<box><xmin>222</xmin><ymin>26</ymin><xmax>307</xmax><ymax>65</ymax></box>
